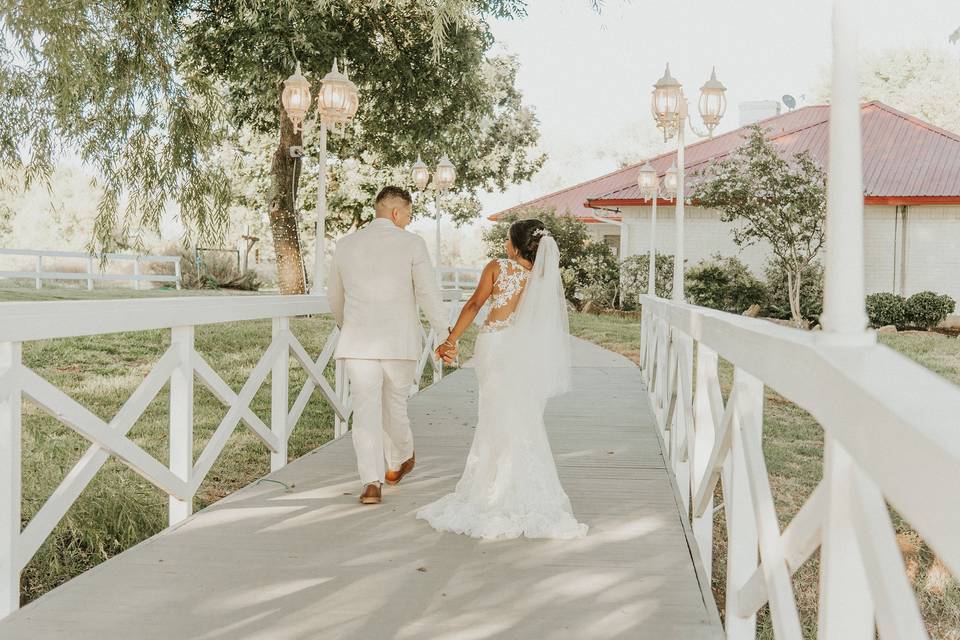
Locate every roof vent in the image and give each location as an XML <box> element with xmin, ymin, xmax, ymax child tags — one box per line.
<box><xmin>739</xmin><ymin>100</ymin><xmax>781</xmax><ymax>127</ymax></box>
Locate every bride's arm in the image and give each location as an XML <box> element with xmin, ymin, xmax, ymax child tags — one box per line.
<box><xmin>442</xmin><ymin>260</ymin><xmax>498</xmax><ymax>348</ymax></box>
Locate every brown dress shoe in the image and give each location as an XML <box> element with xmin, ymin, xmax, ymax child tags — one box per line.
<box><xmin>385</xmin><ymin>452</ymin><xmax>416</xmax><ymax>486</ymax></box>
<box><xmin>359</xmin><ymin>482</ymin><xmax>382</xmax><ymax>504</ymax></box>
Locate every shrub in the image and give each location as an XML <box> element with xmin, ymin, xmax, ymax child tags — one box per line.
<box><xmin>904</xmin><ymin>291</ymin><xmax>956</xmax><ymax>329</ymax></box>
<box><xmin>865</xmin><ymin>292</ymin><xmax>906</xmax><ymax>328</ymax></box>
<box><xmin>157</xmin><ymin>245</ymin><xmax>262</xmax><ymax>291</ymax></box>
<box><xmin>619</xmin><ymin>253</ymin><xmax>673</xmax><ymax>308</ymax></box>
<box><xmin>763</xmin><ymin>261</ymin><xmax>823</xmax><ymax>322</ymax></box>
<box><xmin>685</xmin><ymin>255</ymin><xmax>766</xmax><ymax>314</ymax></box>
<box><xmin>570</xmin><ymin>241</ymin><xmax>620</xmax><ymax>309</ymax></box>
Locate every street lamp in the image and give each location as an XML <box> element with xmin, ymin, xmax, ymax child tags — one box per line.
<box><xmin>282</xmin><ymin>58</ymin><xmax>361</xmax><ymax>295</ymax></box>
<box><xmin>281</xmin><ymin>62</ymin><xmax>311</xmax><ymax>133</ymax></box>
<box><xmin>651</xmin><ymin>64</ymin><xmax>726</xmax><ymax>301</ymax></box>
<box><xmin>637</xmin><ymin>161</ymin><xmax>660</xmax><ymax>296</ymax></box>
<box><xmin>409</xmin><ymin>155</ymin><xmax>456</xmax><ymax>270</ymax></box>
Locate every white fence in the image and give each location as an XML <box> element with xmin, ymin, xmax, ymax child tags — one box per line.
<box><xmin>0</xmin><ymin>248</ymin><xmax>181</xmax><ymax>290</ymax></box>
<box><xmin>437</xmin><ymin>267</ymin><xmax>480</xmax><ymax>298</ymax></box>
<box><xmin>639</xmin><ymin>295</ymin><xmax>960</xmax><ymax>639</ymax></box>
<box><xmin>0</xmin><ymin>294</ymin><xmax>444</xmax><ymax>618</ymax></box>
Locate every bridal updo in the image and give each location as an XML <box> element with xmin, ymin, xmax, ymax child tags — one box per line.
<box><xmin>509</xmin><ymin>219</ymin><xmax>547</xmax><ymax>262</ymax></box>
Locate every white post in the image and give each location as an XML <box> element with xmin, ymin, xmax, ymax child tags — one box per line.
<box><xmin>648</xmin><ymin>197</ymin><xmax>658</xmax><ymax>295</ymax></box>
<box><xmin>817</xmin><ymin>440</ymin><xmax>874</xmax><ymax>638</ymax></box>
<box><xmin>0</xmin><ymin>342</ymin><xmax>22</xmax><ymax>618</ymax></box>
<box><xmin>311</xmin><ymin>122</ymin><xmax>329</xmax><ymax>295</ymax></box>
<box><xmin>334</xmin><ymin>359</ymin><xmax>346</xmax><ymax>438</ymax></box>
<box><xmin>271</xmin><ymin>318</ymin><xmax>290</xmax><ymax>471</ymax></box>
<box><xmin>692</xmin><ymin>343</ymin><xmax>717</xmax><ymax>570</ymax></box>
<box><xmin>133</xmin><ymin>258</ymin><xmax>141</xmax><ymax>291</ymax></box>
<box><xmin>819</xmin><ymin>0</ymin><xmax>868</xmax><ymax>337</ymax></box>
<box><xmin>673</xmin><ymin>110</ymin><xmax>686</xmax><ymax>302</ymax></box>
<box><xmin>34</xmin><ymin>255</ymin><xmax>41</xmax><ymax>290</ymax></box>
<box><xmin>86</xmin><ymin>256</ymin><xmax>94</xmax><ymax>291</ymax></box>
<box><xmin>435</xmin><ymin>188</ymin><xmax>443</xmax><ymax>269</ymax></box>
<box><xmin>725</xmin><ymin>369</ymin><xmax>761</xmax><ymax>640</ymax></box>
<box><xmin>169</xmin><ymin>326</ymin><xmax>194</xmax><ymax>525</ymax></box>
<box><xmin>174</xmin><ymin>258</ymin><xmax>182</xmax><ymax>290</ymax></box>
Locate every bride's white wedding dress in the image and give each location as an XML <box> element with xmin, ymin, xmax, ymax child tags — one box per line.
<box><xmin>417</xmin><ymin>237</ymin><xmax>588</xmax><ymax>540</ymax></box>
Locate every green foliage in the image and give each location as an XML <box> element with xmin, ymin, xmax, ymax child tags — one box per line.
<box><xmin>619</xmin><ymin>253</ymin><xmax>673</xmax><ymax>307</ymax></box>
<box><xmin>1</xmin><ymin>1</ymin><xmax>539</xmax><ymax>251</ymax></box>
<box><xmin>0</xmin><ymin>0</ymin><xmax>231</xmax><ymax>254</ymax></box>
<box><xmin>905</xmin><ymin>291</ymin><xmax>956</xmax><ymax>329</ymax></box>
<box><xmin>865</xmin><ymin>292</ymin><xmax>907</xmax><ymax>328</ymax></box>
<box><xmin>763</xmin><ymin>260</ymin><xmax>824</xmax><ymax>322</ymax></box>
<box><xmin>483</xmin><ymin>207</ymin><xmax>594</xmax><ymax>302</ymax></box>
<box><xmin>187</xmin><ymin>3</ymin><xmax>545</xmax><ymax>235</ymax></box>
<box><xmin>570</xmin><ymin>241</ymin><xmax>619</xmax><ymax>309</ymax></box>
<box><xmin>692</xmin><ymin>124</ymin><xmax>826</xmax><ymax>323</ymax></box>
<box><xmin>686</xmin><ymin>255</ymin><xmax>767</xmax><ymax>314</ymax></box>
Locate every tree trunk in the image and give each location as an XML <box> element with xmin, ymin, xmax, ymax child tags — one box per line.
<box><xmin>269</xmin><ymin>88</ymin><xmax>307</xmax><ymax>295</ymax></box>
<box><xmin>788</xmin><ymin>268</ymin><xmax>804</xmax><ymax>326</ymax></box>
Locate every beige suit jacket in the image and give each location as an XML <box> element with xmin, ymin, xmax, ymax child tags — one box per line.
<box><xmin>327</xmin><ymin>218</ymin><xmax>448</xmax><ymax>361</ymax></box>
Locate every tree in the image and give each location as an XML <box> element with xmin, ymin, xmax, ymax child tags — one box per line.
<box><xmin>185</xmin><ymin>2</ymin><xmax>544</xmax><ymax>292</ymax></box>
<box><xmin>0</xmin><ymin>1</ymin><xmax>539</xmax><ymax>293</ymax></box>
<box><xmin>692</xmin><ymin>124</ymin><xmax>826</xmax><ymax>324</ymax></box>
<box><xmin>813</xmin><ymin>47</ymin><xmax>960</xmax><ymax>135</ymax></box>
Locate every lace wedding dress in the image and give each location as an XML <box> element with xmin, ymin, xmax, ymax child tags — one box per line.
<box><xmin>417</xmin><ymin>239</ymin><xmax>588</xmax><ymax>540</ymax></box>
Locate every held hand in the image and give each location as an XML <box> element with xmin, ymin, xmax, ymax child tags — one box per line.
<box><xmin>435</xmin><ymin>338</ymin><xmax>458</xmax><ymax>365</ymax></box>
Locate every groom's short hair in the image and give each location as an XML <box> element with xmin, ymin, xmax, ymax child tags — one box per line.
<box><xmin>375</xmin><ymin>186</ymin><xmax>412</xmax><ymax>206</ymax></box>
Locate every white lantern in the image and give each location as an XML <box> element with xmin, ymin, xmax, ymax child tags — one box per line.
<box><xmin>698</xmin><ymin>67</ymin><xmax>727</xmax><ymax>133</ymax></box>
<box><xmin>411</xmin><ymin>155</ymin><xmax>430</xmax><ymax>190</ymax></box>
<box><xmin>281</xmin><ymin>62</ymin><xmax>312</xmax><ymax>133</ymax></box>
<box><xmin>663</xmin><ymin>161</ymin><xmax>679</xmax><ymax>197</ymax></box>
<box><xmin>652</xmin><ymin>64</ymin><xmax>683</xmax><ymax>137</ymax></box>
<box><xmin>317</xmin><ymin>59</ymin><xmax>360</xmax><ymax>129</ymax></box>
<box><xmin>434</xmin><ymin>155</ymin><xmax>456</xmax><ymax>190</ymax></box>
<box><xmin>637</xmin><ymin>162</ymin><xmax>658</xmax><ymax>199</ymax></box>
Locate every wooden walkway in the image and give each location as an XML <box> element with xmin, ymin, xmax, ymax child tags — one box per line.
<box><xmin>0</xmin><ymin>338</ymin><xmax>722</xmax><ymax>639</ymax></box>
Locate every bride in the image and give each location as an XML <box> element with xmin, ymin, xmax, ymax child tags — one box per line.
<box><xmin>416</xmin><ymin>219</ymin><xmax>588</xmax><ymax>540</ymax></box>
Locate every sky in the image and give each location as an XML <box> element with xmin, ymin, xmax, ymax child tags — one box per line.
<box><xmin>426</xmin><ymin>0</ymin><xmax>960</xmax><ymax>232</ymax></box>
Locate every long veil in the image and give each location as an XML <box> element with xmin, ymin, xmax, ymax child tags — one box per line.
<box><xmin>503</xmin><ymin>234</ymin><xmax>572</xmax><ymax>401</ymax></box>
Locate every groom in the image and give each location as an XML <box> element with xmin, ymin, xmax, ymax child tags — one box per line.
<box><xmin>327</xmin><ymin>186</ymin><xmax>455</xmax><ymax>505</ymax></box>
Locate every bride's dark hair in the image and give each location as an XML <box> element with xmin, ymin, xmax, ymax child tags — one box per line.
<box><xmin>509</xmin><ymin>219</ymin><xmax>546</xmax><ymax>262</ymax></box>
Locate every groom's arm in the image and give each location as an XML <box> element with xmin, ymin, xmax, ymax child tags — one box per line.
<box><xmin>411</xmin><ymin>236</ymin><xmax>449</xmax><ymax>337</ymax></box>
<box><xmin>326</xmin><ymin>252</ymin><xmax>345</xmax><ymax>328</ymax></box>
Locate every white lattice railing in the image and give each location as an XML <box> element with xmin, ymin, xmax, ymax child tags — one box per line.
<box><xmin>0</xmin><ymin>294</ymin><xmax>444</xmax><ymax>618</ymax></box>
<box><xmin>639</xmin><ymin>294</ymin><xmax>960</xmax><ymax>639</ymax></box>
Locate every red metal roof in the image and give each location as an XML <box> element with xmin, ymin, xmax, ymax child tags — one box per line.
<box><xmin>488</xmin><ymin>101</ymin><xmax>960</xmax><ymax>221</ymax></box>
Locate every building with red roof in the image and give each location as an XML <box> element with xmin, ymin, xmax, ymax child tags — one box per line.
<box><xmin>488</xmin><ymin>101</ymin><xmax>960</xmax><ymax>301</ymax></box>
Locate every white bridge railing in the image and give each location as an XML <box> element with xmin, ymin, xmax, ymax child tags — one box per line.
<box><xmin>640</xmin><ymin>294</ymin><xmax>960</xmax><ymax>639</ymax></box>
<box><xmin>436</xmin><ymin>267</ymin><xmax>480</xmax><ymax>298</ymax></box>
<box><xmin>0</xmin><ymin>294</ymin><xmax>444</xmax><ymax>618</ymax></box>
<box><xmin>0</xmin><ymin>248</ymin><xmax>182</xmax><ymax>290</ymax></box>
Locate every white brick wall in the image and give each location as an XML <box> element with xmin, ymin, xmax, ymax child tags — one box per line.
<box><xmin>593</xmin><ymin>203</ymin><xmax>960</xmax><ymax>304</ymax></box>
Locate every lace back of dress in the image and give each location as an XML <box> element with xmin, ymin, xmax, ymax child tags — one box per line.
<box><xmin>482</xmin><ymin>259</ymin><xmax>529</xmax><ymax>332</ymax></box>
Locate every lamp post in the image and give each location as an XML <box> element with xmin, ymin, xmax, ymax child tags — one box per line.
<box><xmin>410</xmin><ymin>155</ymin><xmax>456</xmax><ymax>269</ymax></box>
<box><xmin>651</xmin><ymin>64</ymin><xmax>726</xmax><ymax>301</ymax></box>
<box><xmin>432</xmin><ymin>155</ymin><xmax>457</xmax><ymax>269</ymax></box>
<box><xmin>281</xmin><ymin>59</ymin><xmax>360</xmax><ymax>295</ymax></box>
<box><xmin>637</xmin><ymin>161</ymin><xmax>661</xmax><ymax>296</ymax></box>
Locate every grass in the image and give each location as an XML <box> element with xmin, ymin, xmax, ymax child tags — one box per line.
<box><xmin>563</xmin><ymin>311</ymin><xmax>960</xmax><ymax>640</ymax></box>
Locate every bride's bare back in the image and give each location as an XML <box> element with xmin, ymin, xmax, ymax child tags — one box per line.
<box><xmin>482</xmin><ymin>258</ymin><xmax>530</xmax><ymax>332</ymax></box>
